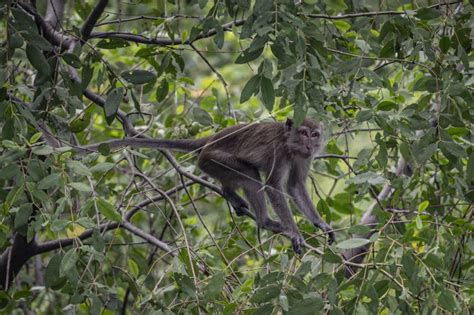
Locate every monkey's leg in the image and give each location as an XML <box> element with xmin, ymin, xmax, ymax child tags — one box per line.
<box><xmin>199</xmin><ymin>150</ymin><xmax>282</xmax><ymax>231</ymax></box>
<box><xmin>222</xmin><ymin>187</ymin><xmax>253</xmax><ymax>218</ymax></box>
<box><xmin>242</xmin><ymin>184</ymin><xmax>285</xmax><ymax>234</ymax></box>
<box><xmin>265</xmin><ymin>180</ymin><xmax>305</xmax><ymax>254</ymax></box>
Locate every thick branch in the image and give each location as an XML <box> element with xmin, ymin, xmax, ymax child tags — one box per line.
<box><xmin>81</xmin><ymin>0</ymin><xmax>108</xmax><ymax>40</ymax></box>
<box><xmin>44</xmin><ymin>0</ymin><xmax>65</xmax><ymax>28</ymax></box>
<box><xmin>17</xmin><ymin>2</ymin><xmax>74</xmax><ymax>49</ymax></box>
<box><xmin>0</xmin><ymin>234</ymin><xmax>37</xmax><ymax>290</ymax></box>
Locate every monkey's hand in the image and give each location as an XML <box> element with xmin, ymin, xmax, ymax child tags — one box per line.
<box><xmin>316</xmin><ymin>222</ymin><xmax>336</xmax><ymax>244</ymax></box>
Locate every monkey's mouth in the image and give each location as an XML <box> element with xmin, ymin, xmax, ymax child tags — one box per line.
<box><xmin>300</xmin><ymin>149</ymin><xmax>313</xmax><ymax>158</ymax></box>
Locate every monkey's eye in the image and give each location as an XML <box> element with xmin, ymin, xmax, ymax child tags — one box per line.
<box><xmin>311</xmin><ymin>131</ymin><xmax>321</xmax><ymax>138</ymax></box>
<box><xmin>299</xmin><ymin>130</ymin><xmax>309</xmax><ymax>137</ymax></box>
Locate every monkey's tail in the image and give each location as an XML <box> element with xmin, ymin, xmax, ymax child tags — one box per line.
<box><xmin>79</xmin><ymin>137</ymin><xmax>210</xmax><ymax>154</ymax></box>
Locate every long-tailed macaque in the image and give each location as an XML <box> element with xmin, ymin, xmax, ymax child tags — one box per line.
<box><xmin>82</xmin><ymin>118</ymin><xmax>335</xmax><ymax>253</ymax></box>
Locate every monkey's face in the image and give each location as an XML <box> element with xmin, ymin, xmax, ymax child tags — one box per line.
<box><xmin>286</xmin><ymin>120</ymin><xmax>323</xmax><ymax>158</ymax></box>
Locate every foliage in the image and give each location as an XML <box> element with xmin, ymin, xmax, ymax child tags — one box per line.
<box><xmin>0</xmin><ymin>0</ymin><xmax>472</xmax><ymax>313</ymax></box>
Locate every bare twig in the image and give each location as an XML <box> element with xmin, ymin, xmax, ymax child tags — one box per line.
<box><xmin>307</xmin><ymin>1</ymin><xmax>462</xmax><ymax>19</ymax></box>
<box><xmin>121</xmin><ymin>221</ymin><xmax>174</xmax><ymax>255</ymax></box>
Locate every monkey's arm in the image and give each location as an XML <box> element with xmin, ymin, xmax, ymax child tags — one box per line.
<box><xmin>287</xmin><ymin>166</ymin><xmax>336</xmax><ymax>243</ymax></box>
<box><xmin>77</xmin><ymin>137</ymin><xmax>210</xmax><ymax>154</ymax></box>
<box><xmin>265</xmin><ymin>174</ymin><xmax>305</xmax><ymax>253</ymax></box>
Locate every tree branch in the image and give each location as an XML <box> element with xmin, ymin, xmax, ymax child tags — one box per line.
<box><xmin>121</xmin><ymin>221</ymin><xmax>174</xmax><ymax>255</ymax></box>
<box><xmin>44</xmin><ymin>0</ymin><xmax>65</xmax><ymax>28</ymax></box>
<box><xmin>89</xmin><ymin>19</ymin><xmax>245</xmax><ymax>46</ymax></box>
<box><xmin>17</xmin><ymin>2</ymin><xmax>74</xmax><ymax>49</ymax></box>
<box><xmin>342</xmin><ymin>100</ymin><xmax>442</xmax><ymax>277</ymax></box>
<box><xmin>81</xmin><ymin>0</ymin><xmax>109</xmax><ymax>40</ymax></box>
<box><xmin>0</xmin><ymin>234</ymin><xmax>37</xmax><ymax>290</ymax></box>
<box><xmin>307</xmin><ymin>1</ymin><xmax>462</xmax><ymax>19</ymax></box>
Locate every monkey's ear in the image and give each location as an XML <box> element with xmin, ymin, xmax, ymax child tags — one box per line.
<box><xmin>285</xmin><ymin>118</ymin><xmax>293</xmax><ymax>131</ymax></box>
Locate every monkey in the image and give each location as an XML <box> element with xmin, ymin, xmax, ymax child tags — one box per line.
<box><xmin>81</xmin><ymin>118</ymin><xmax>335</xmax><ymax>253</ymax></box>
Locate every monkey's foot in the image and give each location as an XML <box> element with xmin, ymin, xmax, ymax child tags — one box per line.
<box><xmin>291</xmin><ymin>234</ymin><xmax>305</xmax><ymax>255</ymax></box>
<box><xmin>316</xmin><ymin>223</ymin><xmax>336</xmax><ymax>244</ymax></box>
<box><xmin>234</xmin><ymin>206</ymin><xmax>255</xmax><ymax>219</ymax></box>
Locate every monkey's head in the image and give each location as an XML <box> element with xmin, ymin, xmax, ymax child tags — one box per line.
<box><xmin>284</xmin><ymin>118</ymin><xmax>324</xmax><ymax>158</ymax></box>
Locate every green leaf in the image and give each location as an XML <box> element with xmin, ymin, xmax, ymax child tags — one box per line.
<box><xmin>29</xmin><ymin>132</ymin><xmax>43</xmax><ymax>144</ymax></box>
<box><xmin>67</xmin><ymin>160</ymin><xmax>92</xmax><ymax>176</ymax></box>
<box><xmin>348</xmin><ymin>225</ymin><xmax>372</xmax><ymax>235</ymax></box>
<box><xmin>104</xmin><ymin>87</ymin><xmax>124</xmax><ymax>124</ymax></box>
<box><xmin>235</xmin><ymin>48</ymin><xmax>264</xmax><ymax>64</ymax></box>
<box><xmin>174</xmin><ymin>273</ymin><xmax>197</xmax><ymax>297</ymax></box>
<box><xmin>156</xmin><ymin>80</ymin><xmax>169</xmax><ymax>102</ymax></box>
<box><xmin>90</xmin><ymin>162</ymin><xmax>115</xmax><ymax>173</ymax></box>
<box><xmin>379</xmin><ymin>40</ymin><xmax>395</xmax><ymax>58</ymax></box>
<box><xmin>440</xmin><ymin>141</ymin><xmax>466</xmax><ymax>158</ymax></box>
<box><xmin>128</xmin><ymin>259</ymin><xmax>139</xmax><ymax>278</ymax></box>
<box><xmin>376</xmin><ymin>100</ymin><xmax>398</xmax><ymax>111</ymax></box>
<box><xmin>0</xmin><ymin>164</ymin><xmax>19</xmax><ymax>180</ymax></box>
<box><xmin>69</xmin><ymin>182</ymin><xmax>92</xmax><ymax>192</ymax></box>
<box><xmin>317</xmin><ymin>200</ymin><xmax>331</xmax><ymax>223</ymax></box>
<box><xmin>415</xmin><ymin>215</ymin><xmax>423</xmax><ymax>229</ymax></box>
<box><xmin>423</xmin><ymin>253</ymin><xmax>444</xmax><ymax>269</ymax></box>
<box><xmin>50</xmin><ymin>219</ymin><xmax>70</xmax><ymax>232</ymax></box>
<box><xmin>26</xmin><ymin>44</ymin><xmax>51</xmax><ymax>77</ymax></box>
<box><xmin>324</xmin><ymin>0</ymin><xmax>348</xmax><ymax>11</ymax></box>
<box><xmin>260</xmin><ymin>77</ymin><xmax>275</xmax><ymax>111</ymax></box>
<box><xmin>192</xmin><ymin>107</ymin><xmax>213</xmax><ymax>126</ymax></box>
<box><xmin>62</xmin><ymin>53</ymin><xmax>82</xmax><ymax>68</ymax></box>
<box><xmin>335</xmin><ymin>238</ymin><xmax>370</xmax><ymax>250</ymax></box>
<box><xmin>415</xmin><ymin>8</ymin><xmax>442</xmax><ymax>20</ymax></box>
<box><xmin>130</xmin><ymin>90</ymin><xmax>141</xmax><ymax>113</ymax></box>
<box><xmin>346</xmin><ymin>171</ymin><xmax>385</xmax><ymax>185</ymax></box>
<box><xmin>356</xmin><ymin>110</ymin><xmax>372</xmax><ymax>122</ymax></box>
<box><xmin>294</xmin><ymin>91</ymin><xmax>307</xmax><ymax>126</ymax></box>
<box><xmin>418</xmin><ymin>200</ymin><xmax>429</xmax><ymax>213</ymax></box>
<box><xmin>32</xmin><ymin>145</ymin><xmax>54</xmax><ymax>155</ymax></box>
<box><xmin>203</xmin><ymin>272</ymin><xmax>225</xmax><ymax>300</ymax></box>
<box><xmin>91</xmin><ymin>229</ymin><xmax>105</xmax><ymax>252</ymax></box>
<box><xmin>467</xmin><ymin>151</ymin><xmax>474</xmax><ymax>184</ymax></box>
<box><xmin>45</xmin><ymin>254</ymin><xmax>62</xmax><ymax>288</ymax></box>
<box><xmin>98</xmin><ymin>143</ymin><xmax>111</xmax><ymax>156</ymax></box>
<box><xmin>439</xmin><ymin>36</ymin><xmax>451</xmax><ymax>53</ymax></box>
<box><xmin>121</xmin><ymin>70</ymin><xmax>157</xmax><ymax>85</ymax></box>
<box><xmin>413</xmin><ymin>76</ymin><xmax>437</xmax><ymax>92</ymax></box>
<box><xmin>60</xmin><ymin>249</ymin><xmax>78</xmax><ymax>276</ymax></box>
<box><xmin>14</xmin><ymin>203</ymin><xmax>33</xmax><ymax>229</ymax></box>
<box><xmin>288</xmin><ymin>297</ymin><xmax>325</xmax><ymax>314</ymax></box>
<box><xmin>240</xmin><ymin>75</ymin><xmax>260</xmax><ymax>103</ymax></box>
<box><xmin>97</xmin><ymin>198</ymin><xmax>122</xmax><ymax>222</ymax></box>
<box><xmin>37</xmin><ymin>173</ymin><xmax>61</xmax><ymax>190</ymax></box>
<box><xmin>438</xmin><ymin>290</ymin><xmax>460</xmax><ymax>313</ymax></box>
<box><xmin>250</xmin><ymin>285</ymin><xmax>280</xmax><ymax>304</ymax></box>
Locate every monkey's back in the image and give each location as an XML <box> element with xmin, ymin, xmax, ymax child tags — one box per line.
<box><xmin>201</xmin><ymin>122</ymin><xmax>288</xmax><ymax>170</ymax></box>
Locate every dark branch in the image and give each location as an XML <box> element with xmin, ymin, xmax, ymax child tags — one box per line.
<box><xmin>17</xmin><ymin>2</ymin><xmax>74</xmax><ymax>49</ymax></box>
<box><xmin>0</xmin><ymin>234</ymin><xmax>37</xmax><ymax>290</ymax></box>
<box><xmin>81</xmin><ymin>0</ymin><xmax>108</xmax><ymax>40</ymax></box>
<box><xmin>89</xmin><ymin>19</ymin><xmax>246</xmax><ymax>46</ymax></box>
